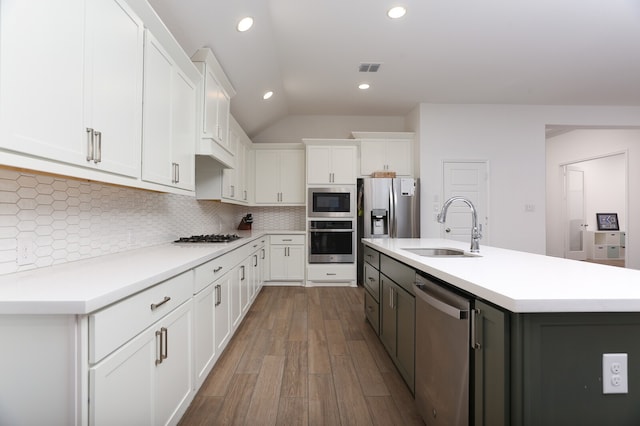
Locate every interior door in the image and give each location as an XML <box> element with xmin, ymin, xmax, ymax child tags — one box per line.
<box><xmin>564</xmin><ymin>166</ymin><xmax>587</xmax><ymax>260</ymax></box>
<box><xmin>442</xmin><ymin>161</ymin><xmax>489</xmax><ymax>244</ymax></box>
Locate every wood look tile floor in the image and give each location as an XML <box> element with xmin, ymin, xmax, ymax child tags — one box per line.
<box><xmin>179</xmin><ymin>286</ymin><xmax>424</xmax><ymax>426</ymax></box>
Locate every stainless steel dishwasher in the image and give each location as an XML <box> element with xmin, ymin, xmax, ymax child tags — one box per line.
<box><xmin>414</xmin><ymin>271</ymin><xmax>471</xmax><ymax>426</ymax></box>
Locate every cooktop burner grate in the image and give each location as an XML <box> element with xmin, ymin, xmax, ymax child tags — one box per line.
<box><xmin>174</xmin><ymin>234</ymin><xmax>242</xmax><ymax>243</ymax></box>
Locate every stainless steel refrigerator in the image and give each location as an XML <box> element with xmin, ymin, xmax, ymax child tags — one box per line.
<box><xmin>357</xmin><ymin>177</ymin><xmax>420</xmax><ymax>285</ymax></box>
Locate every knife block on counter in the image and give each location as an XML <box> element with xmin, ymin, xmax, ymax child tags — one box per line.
<box><xmin>238</xmin><ymin>214</ymin><xmax>253</xmax><ymax>230</ymax></box>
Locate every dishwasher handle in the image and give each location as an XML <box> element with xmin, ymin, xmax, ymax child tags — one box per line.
<box><xmin>415</xmin><ymin>283</ymin><xmax>469</xmax><ymax>320</ymax></box>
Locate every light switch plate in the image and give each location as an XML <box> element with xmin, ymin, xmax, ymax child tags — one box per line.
<box><xmin>603</xmin><ymin>353</ymin><xmax>628</xmax><ymax>394</ymax></box>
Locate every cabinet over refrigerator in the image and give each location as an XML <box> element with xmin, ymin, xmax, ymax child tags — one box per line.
<box><xmin>357</xmin><ymin>177</ymin><xmax>419</xmax><ymax>285</ymax></box>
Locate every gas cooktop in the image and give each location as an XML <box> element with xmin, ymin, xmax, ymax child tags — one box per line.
<box><xmin>174</xmin><ymin>234</ymin><xmax>242</xmax><ymax>243</ymax></box>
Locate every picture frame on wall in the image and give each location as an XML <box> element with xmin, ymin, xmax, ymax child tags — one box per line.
<box><xmin>596</xmin><ymin>213</ymin><xmax>619</xmax><ymax>231</ymax></box>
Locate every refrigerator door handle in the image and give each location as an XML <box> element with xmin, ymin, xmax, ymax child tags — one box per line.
<box><xmin>389</xmin><ymin>181</ymin><xmax>397</xmax><ymax>237</ymax></box>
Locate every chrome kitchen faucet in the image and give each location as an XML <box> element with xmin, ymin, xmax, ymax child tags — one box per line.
<box><xmin>437</xmin><ymin>196</ymin><xmax>482</xmax><ymax>253</ymax></box>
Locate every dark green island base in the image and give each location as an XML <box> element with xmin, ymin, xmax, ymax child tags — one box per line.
<box><xmin>362</xmin><ymin>244</ymin><xmax>640</xmax><ymax>426</ymax></box>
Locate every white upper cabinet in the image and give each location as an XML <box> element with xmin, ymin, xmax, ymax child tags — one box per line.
<box><xmin>353</xmin><ymin>132</ymin><xmax>415</xmax><ymax>177</ymax></box>
<box><xmin>0</xmin><ymin>0</ymin><xmax>144</xmax><ymax>177</ymax></box>
<box><xmin>221</xmin><ymin>117</ymin><xmax>250</xmax><ymax>203</ymax></box>
<box><xmin>191</xmin><ymin>48</ymin><xmax>236</xmax><ymax>167</ymax></box>
<box><xmin>141</xmin><ymin>31</ymin><xmax>197</xmax><ymax>191</ymax></box>
<box><xmin>254</xmin><ymin>148</ymin><xmax>305</xmax><ymax>205</ymax></box>
<box><xmin>305</xmin><ymin>142</ymin><xmax>357</xmax><ymax>184</ymax></box>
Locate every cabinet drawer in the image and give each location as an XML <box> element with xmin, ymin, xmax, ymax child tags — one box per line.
<box><xmin>607</xmin><ymin>245</ymin><xmax>620</xmax><ymax>259</ymax></box>
<box><xmin>594</xmin><ymin>245</ymin><xmax>607</xmax><ymax>259</ymax></box>
<box><xmin>194</xmin><ymin>250</ymin><xmax>242</xmax><ymax>293</ymax></box>
<box><xmin>605</xmin><ymin>233</ymin><xmax>620</xmax><ymax>245</ymax></box>
<box><xmin>364</xmin><ymin>291</ymin><xmax>380</xmax><ymax>335</ymax></box>
<box><xmin>307</xmin><ymin>264</ymin><xmax>355</xmax><ymax>281</ymax></box>
<box><xmin>363</xmin><ymin>245</ymin><xmax>380</xmax><ymax>269</ymax></box>
<box><xmin>380</xmin><ymin>254</ymin><xmax>415</xmax><ymax>295</ymax></box>
<box><xmin>89</xmin><ymin>270</ymin><xmax>193</xmax><ymax>363</ymax></box>
<box><xmin>363</xmin><ymin>262</ymin><xmax>380</xmax><ymax>301</ymax></box>
<box><xmin>270</xmin><ymin>234</ymin><xmax>304</xmax><ymax>245</ymax></box>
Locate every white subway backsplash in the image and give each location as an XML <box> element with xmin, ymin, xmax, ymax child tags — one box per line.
<box><xmin>0</xmin><ymin>167</ymin><xmax>304</xmax><ymax>275</ymax></box>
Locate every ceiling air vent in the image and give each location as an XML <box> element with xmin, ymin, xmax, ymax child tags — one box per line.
<box><xmin>359</xmin><ymin>63</ymin><xmax>381</xmax><ymax>72</ymax></box>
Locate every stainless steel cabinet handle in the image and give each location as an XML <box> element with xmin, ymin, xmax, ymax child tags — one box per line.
<box><xmin>389</xmin><ymin>286</ymin><xmax>394</xmax><ymax>309</ymax></box>
<box><xmin>215</xmin><ymin>284</ymin><xmax>221</xmax><ymax>306</ymax></box>
<box><xmin>150</xmin><ymin>296</ymin><xmax>171</xmax><ymax>310</ymax></box>
<box><xmin>94</xmin><ymin>130</ymin><xmax>101</xmax><ymax>163</ymax></box>
<box><xmin>154</xmin><ymin>327</ymin><xmax>168</xmax><ymax>365</ymax></box>
<box><xmin>155</xmin><ymin>329</ymin><xmax>163</xmax><ymax>365</ymax></box>
<box><xmin>231</xmin><ymin>185</ymin><xmax>235</xmax><ymax>197</ymax></box>
<box><xmin>175</xmin><ymin>163</ymin><xmax>180</xmax><ymax>183</ymax></box>
<box><xmin>326</xmin><ymin>273</ymin><xmax>336</xmax><ymax>276</ymax></box>
<box><xmin>86</xmin><ymin>128</ymin><xmax>94</xmax><ymax>161</ymax></box>
<box><xmin>471</xmin><ymin>308</ymin><xmax>482</xmax><ymax>350</ymax></box>
<box><xmin>254</xmin><ymin>254</ymin><xmax>258</xmax><ymax>267</ymax></box>
<box><xmin>244</xmin><ymin>190</ymin><xmax>247</xmax><ymax>201</ymax></box>
<box><xmin>214</xmin><ymin>266</ymin><xmax>223</xmax><ymax>273</ymax></box>
<box><xmin>261</xmin><ymin>248</ymin><xmax>265</xmax><ymax>259</ymax></box>
<box><xmin>161</xmin><ymin>327</ymin><xmax>168</xmax><ymax>361</ymax></box>
<box><xmin>241</xmin><ymin>265</ymin><xmax>245</xmax><ymax>280</ymax></box>
<box><xmin>367</xmin><ymin>276</ymin><xmax>375</xmax><ymax>282</ymax></box>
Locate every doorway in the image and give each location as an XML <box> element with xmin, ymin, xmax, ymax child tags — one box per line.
<box><xmin>561</xmin><ymin>154</ymin><xmax>627</xmax><ymax>266</ymax></box>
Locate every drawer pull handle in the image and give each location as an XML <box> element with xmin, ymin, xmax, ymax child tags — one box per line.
<box><xmin>150</xmin><ymin>296</ymin><xmax>171</xmax><ymax>311</ymax></box>
<box><xmin>367</xmin><ymin>277</ymin><xmax>375</xmax><ymax>282</ymax></box>
<box><xmin>282</xmin><ymin>239</ymin><xmax>293</xmax><ymax>242</ymax></box>
<box><xmin>214</xmin><ymin>266</ymin><xmax>223</xmax><ymax>273</ymax></box>
<box><xmin>326</xmin><ymin>273</ymin><xmax>336</xmax><ymax>276</ymax></box>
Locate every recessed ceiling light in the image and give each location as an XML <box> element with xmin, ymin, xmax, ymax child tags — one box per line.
<box><xmin>387</xmin><ymin>6</ymin><xmax>406</xmax><ymax>19</ymax></box>
<box><xmin>263</xmin><ymin>91</ymin><xmax>273</xmax><ymax>100</ymax></box>
<box><xmin>358</xmin><ymin>83</ymin><xmax>370</xmax><ymax>90</ymax></box>
<box><xmin>237</xmin><ymin>16</ymin><xmax>254</xmax><ymax>32</ymax></box>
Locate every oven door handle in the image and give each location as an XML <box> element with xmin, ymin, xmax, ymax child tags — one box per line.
<box><xmin>309</xmin><ymin>229</ymin><xmax>353</xmax><ymax>232</ymax></box>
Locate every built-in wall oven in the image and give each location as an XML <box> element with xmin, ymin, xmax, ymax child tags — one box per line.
<box><xmin>308</xmin><ymin>187</ymin><xmax>355</xmax><ymax>218</ymax></box>
<box><xmin>308</xmin><ymin>220</ymin><xmax>355</xmax><ymax>263</ymax></box>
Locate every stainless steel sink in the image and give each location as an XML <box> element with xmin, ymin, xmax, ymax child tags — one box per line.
<box><xmin>402</xmin><ymin>247</ymin><xmax>478</xmax><ymax>257</ymax></box>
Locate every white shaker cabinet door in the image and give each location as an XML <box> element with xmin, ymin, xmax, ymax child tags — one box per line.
<box><xmin>171</xmin><ymin>69</ymin><xmax>197</xmax><ymax>191</ymax></box>
<box><xmin>279</xmin><ymin>149</ymin><xmax>305</xmax><ymax>203</ymax></box>
<box><xmin>84</xmin><ymin>0</ymin><xmax>144</xmax><ymax>177</ymax></box>
<box><xmin>142</xmin><ymin>32</ymin><xmax>173</xmax><ymax>186</ymax></box>
<box><xmin>0</xmin><ymin>0</ymin><xmax>85</xmax><ymax>164</ymax></box>
<box><xmin>90</xmin><ymin>327</ymin><xmax>155</xmax><ymax>426</ymax></box>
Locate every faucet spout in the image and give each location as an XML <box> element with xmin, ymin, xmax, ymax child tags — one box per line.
<box><xmin>437</xmin><ymin>196</ymin><xmax>482</xmax><ymax>253</ymax></box>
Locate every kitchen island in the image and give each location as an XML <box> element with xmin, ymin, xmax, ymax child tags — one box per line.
<box><xmin>363</xmin><ymin>238</ymin><xmax>640</xmax><ymax>426</ymax></box>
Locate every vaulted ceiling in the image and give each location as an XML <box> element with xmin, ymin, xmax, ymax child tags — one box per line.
<box><xmin>148</xmin><ymin>0</ymin><xmax>640</xmax><ymax>138</ymax></box>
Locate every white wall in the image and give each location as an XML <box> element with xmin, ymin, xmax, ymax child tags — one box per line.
<box><xmin>252</xmin><ymin>114</ymin><xmax>406</xmax><ymax>143</ymax></box>
<box><xmin>546</xmin><ymin>129</ymin><xmax>638</xmax><ymax>259</ymax></box>
<box><xmin>416</xmin><ymin>104</ymin><xmax>640</xmax><ymax>267</ymax></box>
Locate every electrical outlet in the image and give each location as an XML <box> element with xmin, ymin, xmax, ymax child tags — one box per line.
<box><xmin>603</xmin><ymin>353</ymin><xmax>628</xmax><ymax>394</ymax></box>
<box><xmin>16</xmin><ymin>238</ymin><xmax>35</xmax><ymax>266</ymax></box>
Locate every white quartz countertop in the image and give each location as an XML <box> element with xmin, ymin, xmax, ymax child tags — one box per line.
<box><xmin>0</xmin><ymin>230</ymin><xmax>304</xmax><ymax>315</ymax></box>
<box><xmin>363</xmin><ymin>238</ymin><xmax>640</xmax><ymax>313</ymax></box>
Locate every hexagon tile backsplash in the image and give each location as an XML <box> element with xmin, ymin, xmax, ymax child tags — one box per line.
<box><xmin>0</xmin><ymin>167</ymin><xmax>304</xmax><ymax>275</ymax></box>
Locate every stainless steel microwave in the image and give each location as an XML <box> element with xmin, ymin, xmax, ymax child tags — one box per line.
<box><xmin>307</xmin><ymin>187</ymin><xmax>355</xmax><ymax>218</ymax></box>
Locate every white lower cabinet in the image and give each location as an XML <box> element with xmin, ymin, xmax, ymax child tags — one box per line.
<box><xmin>0</xmin><ymin>235</ymin><xmax>271</xmax><ymax>425</ymax></box>
<box><xmin>90</xmin><ymin>299</ymin><xmax>193</xmax><ymax>426</ymax></box>
<box><xmin>268</xmin><ymin>235</ymin><xmax>305</xmax><ymax>282</ymax></box>
<box><xmin>193</xmin><ymin>283</ymin><xmax>216</xmax><ymax>388</ymax></box>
